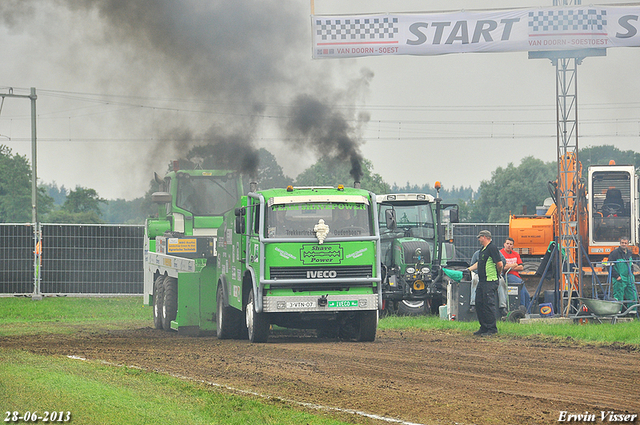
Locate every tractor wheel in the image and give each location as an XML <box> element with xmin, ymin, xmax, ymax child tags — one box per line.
<box><xmin>396</xmin><ymin>300</ymin><xmax>428</xmax><ymax>316</ymax></box>
<box><xmin>380</xmin><ymin>300</ymin><xmax>396</xmax><ymax>317</ymax></box>
<box><xmin>162</xmin><ymin>276</ymin><xmax>178</xmax><ymax>331</ymax></box>
<box><xmin>153</xmin><ymin>275</ymin><xmax>164</xmax><ymax>330</ymax></box>
<box><xmin>245</xmin><ymin>288</ymin><xmax>270</xmax><ymax>343</ymax></box>
<box><xmin>356</xmin><ymin>310</ymin><xmax>378</xmax><ymax>342</ymax></box>
<box><xmin>216</xmin><ymin>284</ymin><xmax>242</xmax><ymax>339</ymax></box>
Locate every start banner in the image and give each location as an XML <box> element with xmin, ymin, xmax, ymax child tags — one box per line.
<box><xmin>312</xmin><ymin>6</ymin><xmax>640</xmax><ymax>58</ymax></box>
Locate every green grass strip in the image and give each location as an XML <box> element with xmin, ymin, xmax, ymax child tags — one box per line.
<box><xmin>0</xmin><ymin>296</ymin><xmax>148</xmax><ymax>323</ymax></box>
<box><xmin>0</xmin><ymin>297</ymin><xmax>149</xmax><ymax>336</ymax></box>
<box><xmin>2</xmin><ymin>296</ymin><xmax>639</xmax><ymax>345</ymax></box>
<box><xmin>378</xmin><ymin>315</ymin><xmax>640</xmax><ymax>347</ymax></box>
<box><xmin>0</xmin><ymin>350</ymin><xmax>352</xmax><ymax>425</ymax></box>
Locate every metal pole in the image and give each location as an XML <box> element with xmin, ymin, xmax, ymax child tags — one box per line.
<box><xmin>30</xmin><ymin>88</ymin><xmax>38</xmax><ymax>223</ymax></box>
<box><xmin>1</xmin><ymin>87</ymin><xmax>41</xmax><ymax>299</ymax></box>
<box><xmin>30</xmin><ymin>88</ymin><xmax>42</xmax><ymax>300</ymax></box>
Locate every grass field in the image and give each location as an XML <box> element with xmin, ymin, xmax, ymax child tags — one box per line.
<box><xmin>1</xmin><ymin>296</ymin><xmax>639</xmax><ymax>424</ymax></box>
<box><xmin>1</xmin><ymin>349</ymin><xmax>355</xmax><ymax>425</ymax></box>
<box><xmin>0</xmin><ymin>296</ymin><xmax>149</xmax><ymax>336</ymax></box>
<box><xmin>0</xmin><ymin>297</ymin><xmax>359</xmax><ymax>425</ymax></box>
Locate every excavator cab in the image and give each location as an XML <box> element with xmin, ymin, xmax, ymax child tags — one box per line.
<box><xmin>588</xmin><ymin>164</ymin><xmax>638</xmax><ymax>255</ymax></box>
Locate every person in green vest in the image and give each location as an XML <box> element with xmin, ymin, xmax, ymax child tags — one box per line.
<box><xmin>607</xmin><ymin>236</ymin><xmax>638</xmax><ymax>312</ymax></box>
<box><xmin>467</xmin><ymin>230</ymin><xmax>503</xmax><ymax>336</ymax></box>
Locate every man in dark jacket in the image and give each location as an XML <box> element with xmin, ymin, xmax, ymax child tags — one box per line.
<box><xmin>467</xmin><ymin>230</ymin><xmax>503</xmax><ymax>336</ymax></box>
<box><xmin>607</xmin><ymin>237</ymin><xmax>638</xmax><ymax>311</ymax></box>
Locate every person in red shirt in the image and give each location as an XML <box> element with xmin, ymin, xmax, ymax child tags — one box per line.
<box><xmin>500</xmin><ymin>237</ymin><xmax>530</xmax><ymax>308</ymax></box>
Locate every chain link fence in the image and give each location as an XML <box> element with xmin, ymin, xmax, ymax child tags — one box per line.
<box><xmin>2</xmin><ymin>222</ymin><xmax>508</xmax><ymax>295</ymax></box>
<box><xmin>0</xmin><ymin>224</ymin><xmax>34</xmax><ymax>294</ymax></box>
<box><xmin>1</xmin><ymin>223</ymin><xmax>144</xmax><ymax>296</ymax></box>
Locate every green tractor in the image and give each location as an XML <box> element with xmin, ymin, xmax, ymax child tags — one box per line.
<box><xmin>377</xmin><ymin>192</ymin><xmax>459</xmax><ymax>315</ymax></box>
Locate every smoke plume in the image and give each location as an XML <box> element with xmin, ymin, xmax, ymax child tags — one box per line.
<box><xmin>0</xmin><ymin>0</ymin><xmax>373</xmax><ymax>190</ymax></box>
<box><xmin>285</xmin><ymin>94</ymin><xmax>369</xmax><ymax>182</ymax></box>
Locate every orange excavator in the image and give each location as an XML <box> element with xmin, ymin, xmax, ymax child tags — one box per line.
<box><xmin>510</xmin><ymin>156</ymin><xmax>639</xmax><ymax>268</ymax></box>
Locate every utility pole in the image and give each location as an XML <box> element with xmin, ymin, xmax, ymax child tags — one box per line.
<box><xmin>1</xmin><ymin>87</ymin><xmax>41</xmax><ymax>299</ymax></box>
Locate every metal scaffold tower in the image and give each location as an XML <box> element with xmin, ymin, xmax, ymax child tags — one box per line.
<box><xmin>554</xmin><ymin>55</ymin><xmax>583</xmax><ymax>315</ymax></box>
<box><xmin>527</xmin><ymin>0</ymin><xmax>617</xmax><ymax>316</ymax></box>
<box><xmin>553</xmin><ymin>0</ymin><xmax>577</xmax><ymax>317</ymax></box>
<box><xmin>530</xmin><ymin>47</ymin><xmax>607</xmax><ymax>315</ymax></box>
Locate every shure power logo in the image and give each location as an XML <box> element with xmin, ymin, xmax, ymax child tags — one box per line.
<box><xmin>307</xmin><ymin>270</ymin><xmax>338</xmax><ymax>278</ymax></box>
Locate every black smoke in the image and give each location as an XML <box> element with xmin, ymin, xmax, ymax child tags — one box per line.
<box><xmin>285</xmin><ymin>94</ymin><xmax>368</xmax><ymax>182</ymax></box>
<box><xmin>159</xmin><ymin>127</ymin><xmax>259</xmax><ymax>176</ymax></box>
<box><xmin>1</xmin><ymin>1</ymin><xmax>373</xmax><ymax>183</ymax></box>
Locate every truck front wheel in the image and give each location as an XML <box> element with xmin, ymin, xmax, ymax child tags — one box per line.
<box><xmin>246</xmin><ymin>288</ymin><xmax>270</xmax><ymax>343</ymax></box>
<box><xmin>153</xmin><ymin>275</ymin><xmax>164</xmax><ymax>330</ymax></box>
<box><xmin>356</xmin><ymin>310</ymin><xmax>378</xmax><ymax>342</ymax></box>
<box><xmin>216</xmin><ymin>284</ymin><xmax>242</xmax><ymax>339</ymax></box>
<box><xmin>162</xmin><ymin>276</ymin><xmax>178</xmax><ymax>331</ymax></box>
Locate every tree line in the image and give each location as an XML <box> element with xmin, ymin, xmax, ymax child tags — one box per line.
<box><xmin>1</xmin><ymin>144</ymin><xmax>637</xmax><ymax>225</ymax></box>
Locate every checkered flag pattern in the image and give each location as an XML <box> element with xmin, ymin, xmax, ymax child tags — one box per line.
<box><xmin>528</xmin><ymin>9</ymin><xmax>607</xmax><ymax>33</ymax></box>
<box><xmin>315</xmin><ymin>17</ymin><xmax>399</xmax><ymax>41</ymax></box>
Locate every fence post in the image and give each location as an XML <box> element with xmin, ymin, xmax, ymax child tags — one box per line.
<box><xmin>32</xmin><ymin>223</ymin><xmax>43</xmax><ymax>300</ymax></box>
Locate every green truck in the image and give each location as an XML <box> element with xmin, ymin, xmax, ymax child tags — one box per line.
<box><xmin>144</xmin><ymin>166</ymin><xmax>381</xmax><ymax>342</ymax></box>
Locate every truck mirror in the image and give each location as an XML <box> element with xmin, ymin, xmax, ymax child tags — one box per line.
<box><xmin>235</xmin><ymin>207</ymin><xmax>245</xmax><ymax>217</ymax></box>
<box><xmin>385</xmin><ymin>209</ymin><xmax>397</xmax><ymax>230</ymax></box>
<box><xmin>449</xmin><ymin>208</ymin><xmax>459</xmax><ymax>224</ymax></box>
<box><xmin>151</xmin><ymin>192</ymin><xmax>172</xmax><ymax>204</ymax></box>
<box><xmin>154</xmin><ymin>172</ymin><xmax>165</xmax><ymax>185</ymax></box>
<box><xmin>235</xmin><ymin>215</ymin><xmax>245</xmax><ymax>234</ymax></box>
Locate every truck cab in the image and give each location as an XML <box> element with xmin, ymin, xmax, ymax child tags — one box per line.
<box><xmin>222</xmin><ymin>184</ymin><xmax>382</xmax><ymax>342</ymax></box>
<box><xmin>143</xmin><ymin>167</ymin><xmax>242</xmax><ymax>335</ymax></box>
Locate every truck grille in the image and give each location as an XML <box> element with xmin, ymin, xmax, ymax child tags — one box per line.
<box><xmin>270</xmin><ymin>265</ymin><xmax>373</xmax><ymax>280</ymax></box>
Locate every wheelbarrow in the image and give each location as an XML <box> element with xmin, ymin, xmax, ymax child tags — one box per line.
<box><xmin>575</xmin><ymin>297</ymin><xmax>639</xmax><ymax>324</ymax></box>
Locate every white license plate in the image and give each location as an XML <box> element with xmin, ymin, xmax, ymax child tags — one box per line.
<box><xmin>286</xmin><ymin>301</ymin><xmax>316</xmax><ymax>309</ymax></box>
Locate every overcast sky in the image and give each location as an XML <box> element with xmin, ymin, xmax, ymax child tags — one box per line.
<box><xmin>1</xmin><ymin>0</ymin><xmax>639</xmax><ymax>200</ymax></box>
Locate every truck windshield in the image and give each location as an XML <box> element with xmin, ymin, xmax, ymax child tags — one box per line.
<box><xmin>266</xmin><ymin>202</ymin><xmax>372</xmax><ymax>238</ymax></box>
<box><xmin>379</xmin><ymin>203</ymin><xmax>435</xmax><ymax>239</ymax></box>
<box><xmin>176</xmin><ymin>176</ymin><xmax>239</xmax><ymax>216</ymax></box>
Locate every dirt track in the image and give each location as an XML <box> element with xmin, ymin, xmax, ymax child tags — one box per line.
<box><xmin>2</xmin><ymin>326</ymin><xmax>640</xmax><ymax>425</ymax></box>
